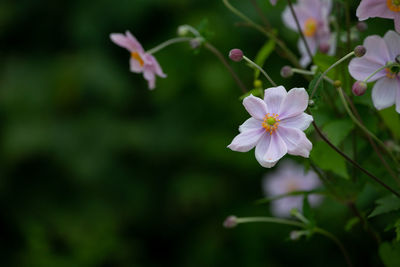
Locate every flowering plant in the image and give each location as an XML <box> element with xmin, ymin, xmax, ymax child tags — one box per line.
<box><xmin>110</xmin><ymin>0</ymin><xmax>400</xmax><ymax>265</ymax></box>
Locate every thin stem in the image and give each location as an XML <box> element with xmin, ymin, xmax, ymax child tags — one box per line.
<box><xmin>314</xmin><ymin>228</ymin><xmax>353</xmax><ymax>267</ymax></box>
<box><xmin>204</xmin><ymin>42</ymin><xmax>248</xmax><ymax>94</ymax></box>
<box><xmin>347</xmin><ymin>202</ymin><xmax>381</xmax><ymax>245</ymax></box>
<box><xmin>222</xmin><ymin>0</ymin><xmax>301</xmax><ymax>68</ymax></box>
<box><xmin>310</xmin><ymin>51</ymin><xmax>355</xmax><ymax>99</ymax></box>
<box><xmin>243</xmin><ymin>55</ymin><xmax>277</xmax><ymax>86</ymax></box>
<box><xmin>179</xmin><ymin>24</ymin><xmax>201</xmax><ymax>37</ymax></box>
<box><xmin>236</xmin><ymin>217</ymin><xmax>305</xmax><ymax>228</ymax></box>
<box><xmin>286</xmin><ymin>0</ymin><xmax>313</xmax><ymax>64</ymax></box>
<box><xmin>292</xmin><ymin>68</ymin><xmax>334</xmax><ymax>84</ymax></box>
<box><xmin>309</xmin><ymin>112</ymin><xmax>400</xmax><ymax>198</ymax></box>
<box><xmin>146</xmin><ymin>37</ymin><xmax>193</xmax><ymax>54</ymax></box>
<box><xmin>249</xmin><ymin>0</ymin><xmax>271</xmax><ymax>30</ymax></box>
<box><xmin>337</xmin><ymin>87</ymin><xmax>400</xmax><ymax>174</ymax></box>
<box><xmin>363</xmin><ymin>62</ymin><xmax>399</xmax><ymax>82</ymax></box>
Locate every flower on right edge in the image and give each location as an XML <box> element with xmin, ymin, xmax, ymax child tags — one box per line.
<box><xmin>349</xmin><ymin>30</ymin><xmax>400</xmax><ymax>113</ymax></box>
<box><xmin>262</xmin><ymin>160</ymin><xmax>322</xmax><ymax>217</ymax></box>
<box><xmin>356</xmin><ymin>0</ymin><xmax>400</xmax><ymax>33</ymax></box>
<box><xmin>228</xmin><ymin>86</ymin><xmax>313</xmax><ymax>168</ymax></box>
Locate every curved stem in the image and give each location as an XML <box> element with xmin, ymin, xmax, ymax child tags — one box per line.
<box><xmin>309</xmin><ymin>112</ymin><xmax>400</xmax><ymax>198</ymax></box>
<box><xmin>314</xmin><ymin>228</ymin><xmax>353</xmax><ymax>267</ymax></box>
<box><xmin>204</xmin><ymin>42</ymin><xmax>248</xmax><ymax>94</ymax></box>
<box><xmin>236</xmin><ymin>217</ymin><xmax>305</xmax><ymax>228</ymax></box>
<box><xmin>310</xmin><ymin>52</ymin><xmax>355</xmax><ymax>99</ymax></box>
<box><xmin>286</xmin><ymin>0</ymin><xmax>313</xmax><ymax>64</ymax></box>
<box><xmin>337</xmin><ymin>87</ymin><xmax>400</xmax><ymax>174</ymax></box>
<box><xmin>146</xmin><ymin>37</ymin><xmax>193</xmax><ymax>54</ymax></box>
<box><xmin>243</xmin><ymin>55</ymin><xmax>277</xmax><ymax>86</ymax></box>
<box><xmin>363</xmin><ymin>62</ymin><xmax>399</xmax><ymax>82</ymax></box>
<box><xmin>222</xmin><ymin>0</ymin><xmax>301</xmax><ymax>68</ymax></box>
<box><xmin>179</xmin><ymin>24</ymin><xmax>201</xmax><ymax>37</ymax></box>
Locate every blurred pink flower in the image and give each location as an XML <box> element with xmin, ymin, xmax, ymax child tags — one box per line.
<box><xmin>348</xmin><ymin>31</ymin><xmax>400</xmax><ymax>113</ymax></box>
<box><xmin>356</xmin><ymin>0</ymin><xmax>400</xmax><ymax>32</ymax></box>
<box><xmin>282</xmin><ymin>0</ymin><xmax>334</xmax><ymax>66</ymax></box>
<box><xmin>262</xmin><ymin>160</ymin><xmax>322</xmax><ymax>217</ymax></box>
<box><xmin>228</xmin><ymin>86</ymin><xmax>313</xmax><ymax>168</ymax></box>
<box><xmin>110</xmin><ymin>31</ymin><xmax>166</xmax><ymax>90</ymax></box>
<box><xmin>270</xmin><ymin>0</ymin><xmax>278</xmax><ymax>5</ymax></box>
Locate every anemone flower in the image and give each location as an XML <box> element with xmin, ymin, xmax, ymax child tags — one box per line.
<box><xmin>110</xmin><ymin>31</ymin><xmax>166</xmax><ymax>90</ymax></box>
<box><xmin>262</xmin><ymin>160</ymin><xmax>322</xmax><ymax>217</ymax></box>
<box><xmin>349</xmin><ymin>31</ymin><xmax>400</xmax><ymax>113</ymax></box>
<box><xmin>356</xmin><ymin>0</ymin><xmax>400</xmax><ymax>33</ymax></box>
<box><xmin>228</xmin><ymin>86</ymin><xmax>313</xmax><ymax>168</ymax></box>
<box><xmin>282</xmin><ymin>0</ymin><xmax>334</xmax><ymax>66</ymax></box>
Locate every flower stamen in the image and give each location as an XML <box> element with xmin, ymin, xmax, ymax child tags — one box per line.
<box><xmin>385</xmin><ymin>64</ymin><xmax>400</xmax><ymax>79</ymax></box>
<box><xmin>262</xmin><ymin>113</ymin><xmax>280</xmax><ymax>135</ymax></box>
<box><xmin>131</xmin><ymin>52</ymin><xmax>144</xmax><ymax>67</ymax></box>
<box><xmin>387</xmin><ymin>0</ymin><xmax>400</xmax><ymax>12</ymax></box>
<box><xmin>303</xmin><ymin>18</ymin><xmax>318</xmax><ymax>37</ymax></box>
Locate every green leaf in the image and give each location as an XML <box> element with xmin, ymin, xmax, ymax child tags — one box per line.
<box><xmin>379</xmin><ymin>242</ymin><xmax>400</xmax><ymax>267</ymax></box>
<box><xmin>396</xmin><ymin>219</ymin><xmax>400</xmax><ymax>242</ymax></box>
<box><xmin>322</xmin><ymin>119</ymin><xmax>354</xmax><ymax>146</ymax></box>
<box><xmin>239</xmin><ymin>88</ymin><xmax>263</xmax><ymax>100</ymax></box>
<box><xmin>379</xmin><ymin>107</ymin><xmax>400</xmax><ymax>139</ymax></box>
<box><xmin>369</xmin><ymin>195</ymin><xmax>400</xmax><ymax>218</ymax></box>
<box><xmin>345</xmin><ymin>217</ymin><xmax>360</xmax><ymax>232</ymax></box>
<box><xmin>313</xmin><ymin>53</ymin><xmax>340</xmax><ymax>80</ymax></box>
<box><xmin>302</xmin><ymin>195</ymin><xmax>316</xmax><ymax>228</ymax></box>
<box><xmin>254</xmin><ymin>40</ymin><xmax>275</xmax><ymax>79</ymax></box>
<box><xmin>310</xmin><ymin>141</ymin><xmax>349</xmax><ymax>179</ymax></box>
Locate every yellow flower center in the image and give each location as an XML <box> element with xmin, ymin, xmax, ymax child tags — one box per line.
<box><xmin>262</xmin><ymin>113</ymin><xmax>280</xmax><ymax>135</ymax></box>
<box><xmin>131</xmin><ymin>52</ymin><xmax>144</xmax><ymax>67</ymax></box>
<box><xmin>387</xmin><ymin>0</ymin><xmax>400</xmax><ymax>12</ymax></box>
<box><xmin>304</xmin><ymin>18</ymin><xmax>318</xmax><ymax>37</ymax></box>
<box><xmin>385</xmin><ymin>65</ymin><xmax>400</xmax><ymax>79</ymax></box>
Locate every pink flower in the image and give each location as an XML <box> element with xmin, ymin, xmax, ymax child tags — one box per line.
<box><xmin>282</xmin><ymin>0</ymin><xmax>334</xmax><ymax>66</ymax></box>
<box><xmin>270</xmin><ymin>0</ymin><xmax>278</xmax><ymax>5</ymax></box>
<box><xmin>228</xmin><ymin>86</ymin><xmax>313</xmax><ymax>168</ymax></box>
<box><xmin>262</xmin><ymin>160</ymin><xmax>322</xmax><ymax>217</ymax></box>
<box><xmin>110</xmin><ymin>31</ymin><xmax>166</xmax><ymax>90</ymax></box>
<box><xmin>356</xmin><ymin>0</ymin><xmax>400</xmax><ymax>33</ymax></box>
<box><xmin>348</xmin><ymin>31</ymin><xmax>400</xmax><ymax>113</ymax></box>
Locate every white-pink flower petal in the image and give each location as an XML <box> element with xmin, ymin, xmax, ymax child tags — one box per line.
<box><xmin>243</xmin><ymin>95</ymin><xmax>268</xmax><ymax>120</ymax></box>
<box><xmin>371</xmin><ymin>77</ymin><xmax>397</xmax><ymax>110</ymax></box>
<box><xmin>279</xmin><ymin>88</ymin><xmax>309</xmax><ymax>120</ymax></box>
<box><xmin>228</xmin><ymin>128</ymin><xmax>265</xmax><ymax>152</ymax></box>
<box><xmin>264</xmin><ymin>86</ymin><xmax>287</xmax><ymax>114</ymax></box>
<box><xmin>278</xmin><ymin>126</ymin><xmax>312</xmax><ymax>157</ymax></box>
<box><xmin>279</xmin><ymin>113</ymin><xmax>313</xmax><ymax>131</ymax></box>
<box><xmin>239</xmin><ymin>118</ymin><xmax>263</xmax><ymax>133</ymax></box>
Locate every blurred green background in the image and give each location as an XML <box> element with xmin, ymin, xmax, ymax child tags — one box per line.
<box><xmin>0</xmin><ymin>0</ymin><xmax>392</xmax><ymax>266</ymax></box>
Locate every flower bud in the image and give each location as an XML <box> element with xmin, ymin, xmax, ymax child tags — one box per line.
<box><xmin>319</xmin><ymin>43</ymin><xmax>330</xmax><ymax>54</ymax></box>
<box><xmin>177</xmin><ymin>25</ymin><xmax>189</xmax><ymax>36</ymax></box>
<box><xmin>253</xmin><ymin>79</ymin><xmax>262</xmax><ymax>88</ymax></box>
<box><xmin>354</xmin><ymin>45</ymin><xmax>366</xmax><ymax>57</ymax></box>
<box><xmin>333</xmin><ymin>80</ymin><xmax>342</xmax><ymax>88</ymax></box>
<box><xmin>190</xmin><ymin>37</ymin><xmax>203</xmax><ymax>49</ymax></box>
<box><xmin>356</xmin><ymin>22</ymin><xmax>368</xmax><ymax>32</ymax></box>
<box><xmin>308</xmin><ymin>99</ymin><xmax>315</xmax><ymax>107</ymax></box>
<box><xmin>290</xmin><ymin>231</ymin><xmax>302</xmax><ymax>240</ymax></box>
<box><xmin>223</xmin><ymin>215</ymin><xmax>238</xmax><ymax>228</ymax></box>
<box><xmin>352</xmin><ymin>81</ymin><xmax>367</xmax><ymax>96</ymax></box>
<box><xmin>229</xmin><ymin>49</ymin><xmax>243</xmax><ymax>62</ymax></box>
<box><xmin>280</xmin><ymin>66</ymin><xmax>293</xmax><ymax>78</ymax></box>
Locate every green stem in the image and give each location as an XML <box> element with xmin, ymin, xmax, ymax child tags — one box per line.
<box><xmin>243</xmin><ymin>55</ymin><xmax>277</xmax><ymax>86</ymax></box>
<box><xmin>314</xmin><ymin>228</ymin><xmax>353</xmax><ymax>267</ymax></box>
<box><xmin>337</xmin><ymin>87</ymin><xmax>400</xmax><ymax>176</ymax></box>
<box><xmin>292</xmin><ymin>68</ymin><xmax>334</xmax><ymax>84</ymax></box>
<box><xmin>310</xmin><ymin>51</ymin><xmax>355</xmax><ymax>99</ymax></box>
<box><xmin>222</xmin><ymin>0</ymin><xmax>301</xmax><ymax>68</ymax></box>
<box><xmin>363</xmin><ymin>62</ymin><xmax>399</xmax><ymax>82</ymax></box>
<box><xmin>236</xmin><ymin>217</ymin><xmax>305</xmax><ymax>228</ymax></box>
<box><xmin>146</xmin><ymin>37</ymin><xmax>193</xmax><ymax>54</ymax></box>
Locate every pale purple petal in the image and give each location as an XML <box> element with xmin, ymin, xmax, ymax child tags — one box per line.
<box><xmin>239</xmin><ymin>118</ymin><xmax>263</xmax><ymax>133</ymax></box>
<box><xmin>110</xmin><ymin>33</ymin><xmax>137</xmax><ymax>52</ymax></box>
<box><xmin>264</xmin><ymin>86</ymin><xmax>287</xmax><ymax>114</ymax></box>
<box><xmin>384</xmin><ymin>31</ymin><xmax>400</xmax><ymax>59</ymax></box>
<box><xmin>278</xmin><ymin>126</ymin><xmax>312</xmax><ymax>157</ymax></box>
<box><xmin>395</xmin><ymin>16</ymin><xmax>400</xmax><ymax>33</ymax></box>
<box><xmin>143</xmin><ymin>69</ymin><xmax>156</xmax><ymax>90</ymax></box>
<box><xmin>279</xmin><ymin>113</ymin><xmax>313</xmax><ymax>131</ymax></box>
<box><xmin>271</xmin><ymin>197</ymin><xmax>303</xmax><ymax>217</ymax></box>
<box><xmin>356</xmin><ymin>0</ymin><xmax>396</xmax><ymax>20</ymax></box>
<box><xmin>243</xmin><ymin>95</ymin><xmax>268</xmax><ymax>120</ymax></box>
<box><xmin>371</xmin><ymin>77</ymin><xmax>397</xmax><ymax>110</ymax></box>
<box><xmin>125</xmin><ymin>31</ymin><xmax>144</xmax><ymax>53</ymax></box>
<box><xmin>279</xmin><ymin>88</ymin><xmax>309</xmax><ymax>120</ymax></box>
<box><xmin>228</xmin><ymin>128</ymin><xmax>265</xmax><ymax>152</ymax></box>
<box><xmin>298</xmin><ymin>38</ymin><xmax>317</xmax><ymax>67</ymax></box>
<box><xmin>130</xmin><ymin>57</ymin><xmax>144</xmax><ymax>73</ymax></box>
<box><xmin>349</xmin><ymin>58</ymin><xmax>386</xmax><ymax>82</ymax></box>
<box><xmin>270</xmin><ymin>0</ymin><xmax>277</xmax><ymax>5</ymax></box>
<box><xmin>255</xmin><ymin>133</ymin><xmax>287</xmax><ymax>168</ymax></box>
<box><xmin>145</xmin><ymin>54</ymin><xmax>167</xmax><ymax>78</ymax></box>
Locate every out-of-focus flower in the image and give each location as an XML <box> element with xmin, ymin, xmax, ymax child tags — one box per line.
<box><xmin>270</xmin><ymin>0</ymin><xmax>278</xmax><ymax>5</ymax></box>
<box><xmin>262</xmin><ymin>160</ymin><xmax>322</xmax><ymax>217</ymax></box>
<box><xmin>228</xmin><ymin>86</ymin><xmax>313</xmax><ymax>168</ymax></box>
<box><xmin>282</xmin><ymin>0</ymin><xmax>334</xmax><ymax>66</ymax></box>
<box><xmin>356</xmin><ymin>0</ymin><xmax>400</xmax><ymax>33</ymax></box>
<box><xmin>349</xmin><ymin>31</ymin><xmax>400</xmax><ymax>113</ymax></box>
<box><xmin>110</xmin><ymin>31</ymin><xmax>166</xmax><ymax>90</ymax></box>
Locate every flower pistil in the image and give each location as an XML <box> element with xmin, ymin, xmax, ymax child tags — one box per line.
<box><xmin>131</xmin><ymin>52</ymin><xmax>144</xmax><ymax>67</ymax></box>
<box><xmin>304</xmin><ymin>18</ymin><xmax>318</xmax><ymax>37</ymax></box>
<box><xmin>262</xmin><ymin>113</ymin><xmax>280</xmax><ymax>135</ymax></box>
<box><xmin>387</xmin><ymin>0</ymin><xmax>400</xmax><ymax>12</ymax></box>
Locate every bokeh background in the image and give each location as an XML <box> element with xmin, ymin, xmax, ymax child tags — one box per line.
<box><xmin>0</xmin><ymin>0</ymin><xmax>394</xmax><ymax>266</ymax></box>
